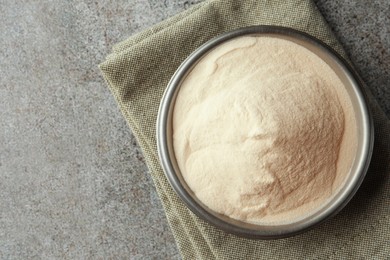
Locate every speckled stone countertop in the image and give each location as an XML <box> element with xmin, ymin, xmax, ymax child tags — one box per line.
<box><xmin>0</xmin><ymin>1</ymin><xmax>389</xmax><ymax>259</ymax></box>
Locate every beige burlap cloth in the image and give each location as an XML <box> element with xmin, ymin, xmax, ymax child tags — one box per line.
<box><xmin>100</xmin><ymin>0</ymin><xmax>390</xmax><ymax>259</ymax></box>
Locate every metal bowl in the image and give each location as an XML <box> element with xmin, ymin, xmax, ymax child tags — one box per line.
<box><xmin>156</xmin><ymin>26</ymin><xmax>374</xmax><ymax>239</ymax></box>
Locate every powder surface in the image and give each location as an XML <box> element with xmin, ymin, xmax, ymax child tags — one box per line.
<box><xmin>172</xmin><ymin>36</ymin><xmax>357</xmax><ymax>225</ymax></box>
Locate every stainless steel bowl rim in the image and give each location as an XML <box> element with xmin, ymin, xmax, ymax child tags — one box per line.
<box><xmin>156</xmin><ymin>25</ymin><xmax>374</xmax><ymax>239</ymax></box>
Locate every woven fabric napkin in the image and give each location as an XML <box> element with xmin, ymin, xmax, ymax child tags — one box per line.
<box><xmin>99</xmin><ymin>0</ymin><xmax>390</xmax><ymax>259</ymax></box>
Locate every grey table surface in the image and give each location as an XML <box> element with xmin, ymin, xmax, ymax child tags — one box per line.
<box><xmin>0</xmin><ymin>0</ymin><xmax>389</xmax><ymax>259</ymax></box>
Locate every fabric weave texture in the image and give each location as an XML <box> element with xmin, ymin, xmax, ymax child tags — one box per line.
<box><xmin>99</xmin><ymin>0</ymin><xmax>390</xmax><ymax>259</ymax></box>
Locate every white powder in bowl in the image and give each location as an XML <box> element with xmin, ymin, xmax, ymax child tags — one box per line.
<box><xmin>172</xmin><ymin>36</ymin><xmax>357</xmax><ymax>225</ymax></box>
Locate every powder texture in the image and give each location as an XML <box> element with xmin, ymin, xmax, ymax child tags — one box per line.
<box><xmin>172</xmin><ymin>36</ymin><xmax>356</xmax><ymax>225</ymax></box>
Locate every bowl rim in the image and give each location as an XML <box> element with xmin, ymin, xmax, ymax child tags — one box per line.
<box><xmin>156</xmin><ymin>25</ymin><xmax>374</xmax><ymax>239</ymax></box>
